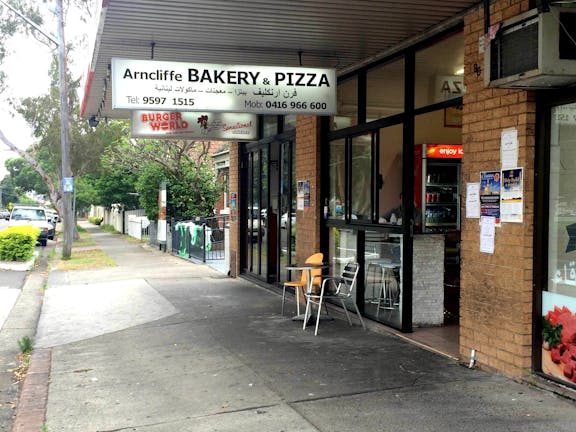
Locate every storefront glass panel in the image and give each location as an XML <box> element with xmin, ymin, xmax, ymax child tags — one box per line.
<box><xmin>284</xmin><ymin>115</ymin><xmax>297</xmax><ymax>131</ymax></box>
<box><xmin>329</xmin><ymin>139</ymin><xmax>346</xmax><ymax>219</ymax></box>
<box><xmin>378</xmin><ymin>124</ymin><xmax>404</xmax><ymax>225</ymax></box>
<box><xmin>351</xmin><ymin>134</ymin><xmax>372</xmax><ymax>221</ymax></box>
<box><xmin>279</xmin><ymin>140</ymin><xmax>296</xmax><ymax>282</ymax></box>
<box><xmin>331</xmin><ymin>77</ymin><xmax>358</xmax><ymax>130</ymax></box>
<box><xmin>263</xmin><ymin>115</ymin><xmax>278</xmax><ymax>137</ymax></box>
<box><xmin>542</xmin><ymin>102</ymin><xmax>576</xmax><ymax>385</ymax></box>
<box><xmin>415</xmin><ymin>33</ymin><xmax>464</xmax><ymax>110</ymax></box>
<box><xmin>364</xmin><ymin>230</ymin><xmax>402</xmax><ymax>328</ymax></box>
<box><xmin>367</xmin><ymin>59</ymin><xmax>405</xmax><ymax>121</ymax></box>
<box><xmin>328</xmin><ymin>227</ymin><xmax>358</xmax><ymax>310</ymax></box>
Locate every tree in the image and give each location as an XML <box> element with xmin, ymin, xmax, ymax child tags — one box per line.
<box><xmin>4</xmin><ymin>157</ymin><xmax>48</xmax><ymax>196</ymax></box>
<box><xmin>104</xmin><ymin>137</ymin><xmax>222</xmax><ymax>220</ymax></box>
<box><xmin>1</xmin><ymin>0</ymin><xmax>96</xmax><ymax>258</ymax></box>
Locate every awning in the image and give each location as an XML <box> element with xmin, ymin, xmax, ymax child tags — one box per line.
<box><xmin>81</xmin><ymin>0</ymin><xmax>481</xmax><ymax>119</ymax></box>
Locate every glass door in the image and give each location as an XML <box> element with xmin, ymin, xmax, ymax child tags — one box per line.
<box><xmin>243</xmin><ymin>137</ymin><xmax>296</xmax><ymax>284</ymax></box>
<box><xmin>244</xmin><ymin>145</ymin><xmax>268</xmax><ymax>279</ymax></box>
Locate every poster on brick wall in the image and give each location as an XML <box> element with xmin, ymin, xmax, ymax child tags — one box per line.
<box><xmin>297</xmin><ymin>180</ymin><xmax>310</xmax><ymax>210</ymax></box>
<box><xmin>480</xmin><ymin>171</ymin><xmax>501</xmax><ymax>224</ymax></box>
<box><xmin>501</xmin><ymin>168</ymin><xmax>523</xmax><ymax>223</ymax></box>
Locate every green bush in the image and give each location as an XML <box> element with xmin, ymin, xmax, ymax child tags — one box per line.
<box><xmin>88</xmin><ymin>216</ymin><xmax>103</xmax><ymax>225</ymax></box>
<box><xmin>0</xmin><ymin>226</ymin><xmax>40</xmax><ymax>262</ymax></box>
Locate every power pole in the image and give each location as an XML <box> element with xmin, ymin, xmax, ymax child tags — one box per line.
<box><xmin>0</xmin><ymin>0</ymin><xmax>73</xmax><ymax>258</ymax></box>
<box><xmin>56</xmin><ymin>0</ymin><xmax>73</xmax><ymax>259</ymax></box>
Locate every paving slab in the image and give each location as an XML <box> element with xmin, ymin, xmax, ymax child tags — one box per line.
<box><xmin>0</xmin><ymin>287</ymin><xmax>20</xmax><ymax>331</ymax></box>
<box><xmin>35</xmin><ymin>279</ymin><xmax>178</xmax><ymax>348</ymax></box>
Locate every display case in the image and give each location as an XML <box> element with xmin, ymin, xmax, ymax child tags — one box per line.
<box><xmin>415</xmin><ymin>144</ymin><xmax>462</xmax><ymax>233</ymax></box>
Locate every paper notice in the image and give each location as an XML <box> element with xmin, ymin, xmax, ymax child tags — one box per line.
<box><xmin>466</xmin><ymin>182</ymin><xmax>480</xmax><ymax>218</ymax></box>
<box><xmin>480</xmin><ymin>216</ymin><xmax>496</xmax><ymax>254</ymax></box>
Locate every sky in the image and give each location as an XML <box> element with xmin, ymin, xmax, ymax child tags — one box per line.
<box><xmin>0</xmin><ymin>2</ymin><xmax>93</xmax><ymax>179</ymax></box>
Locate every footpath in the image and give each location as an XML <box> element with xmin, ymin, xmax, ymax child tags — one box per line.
<box><xmin>5</xmin><ymin>222</ymin><xmax>576</xmax><ymax>431</ymax></box>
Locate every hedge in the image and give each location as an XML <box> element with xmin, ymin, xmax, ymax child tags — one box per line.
<box><xmin>0</xmin><ymin>226</ymin><xmax>40</xmax><ymax>262</ymax></box>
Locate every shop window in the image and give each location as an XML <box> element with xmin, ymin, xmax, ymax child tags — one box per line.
<box><xmin>351</xmin><ymin>134</ymin><xmax>372</xmax><ymax>221</ymax></box>
<box><xmin>415</xmin><ymin>32</ymin><xmax>464</xmax><ymax>109</ymax></box>
<box><xmin>367</xmin><ymin>58</ymin><xmax>404</xmax><ymax>122</ymax></box>
<box><xmin>328</xmin><ymin>227</ymin><xmax>358</xmax><ymax>311</ymax></box>
<box><xmin>283</xmin><ymin>115</ymin><xmax>297</xmax><ymax>131</ymax></box>
<box><xmin>328</xmin><ymin>139</ymin><xmax>346</xmax><ymax>219</ymax></box>
<box><xmin>542</xmin><ymin>102</ymin><xmax>576</xmax><ymax>386</ymax></box>
<box><xmin>263</xmin><ymin>115</ymin><xmax>278</xmax><ymax>137</ymax></box>
<box><xmin>364</xmin><ymin>230</ymin><xmax>403</xmax><ymax>328</ymax></box>
<box><xmin>414</xmin><ymin>109</ymin><xmax>462</xmax><ymax>232</ymax></box>
<box><xmin>378</xmin><ymin>124</ymin><xmax>404</xmax><ymax>224</ymax></box>
<box><xmin>331</xmin><ymin>76</ymin><xmax>358</xmax><ymax>130</ymax></box>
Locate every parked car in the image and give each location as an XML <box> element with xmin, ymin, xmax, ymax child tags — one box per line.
<box><xmin>45</xmin><ymin>209</ymin><xmax>59</xmax><ymax>225</ymax></box>
<box><xmin>0</xmin><ymin>209</ymin><xmax>10</xmax><ymax>220</ymax></box>
<box><xmin>248</xmin><ymin>207</ymin><xmax>265</xmax><ymax>239</ymax></box>
<box><xmin>280</xmin><ymin>212</ymin><xmax>296</xmax><ymax>229</ymax></box>
<box><xmin>8</xmin><ymin>205</ymin><xmax>54</xmax><ymax>246</ymax></box>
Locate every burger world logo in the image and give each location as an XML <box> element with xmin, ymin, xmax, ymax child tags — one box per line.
<box><xmin>141</xmin><ymin>112</ymin><xmax>189</xmax><ymax>131</ymax></box>
<box><xmin>132</xmin><ymin>110</ymin><xmax>258</xmax><ymax>139</ymax></box>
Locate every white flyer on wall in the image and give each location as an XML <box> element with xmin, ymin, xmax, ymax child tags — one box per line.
<box><xmin>466</xmin><ymin>182</ymin><xmax>480</xmax><ymax>218</ymax></box>
<box><xmin>480</xmin><ymin>216</ymin><xmax>495</xmax><ymax>254</ymax></box>
<box><xmin>501</xmin><ymin>127</ymin><xmax>518</xmax><ymax>170</ymax></box>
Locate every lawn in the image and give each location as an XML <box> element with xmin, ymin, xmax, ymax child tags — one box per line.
<box><xmin>57</xmin><ymin>249</ymin><xmax>116</xmax><ymax>270</ymax></box>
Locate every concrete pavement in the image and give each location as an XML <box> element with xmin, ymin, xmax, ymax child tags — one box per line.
<box><xmin>1</xmin><ymin>243</ymin><xmax>53</xmax><ymax>432</ymax></box>
<box><xmin>9</xmin><ymin>223</ymin><xmax>576</xmax><ymax>431</ymax></box>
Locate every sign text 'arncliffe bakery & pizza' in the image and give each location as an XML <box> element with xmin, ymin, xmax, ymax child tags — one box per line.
<box><xmin>111</xmin><ymin>58</ymin><xmax>337</xmax><ymax>115</ymax></box>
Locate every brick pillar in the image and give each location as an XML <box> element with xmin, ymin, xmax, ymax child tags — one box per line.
<box><xmin>460</xmin><ymin>0</ymin><xmax>536</xmax><ymax>377</ymax></box>
<box><xmin>228</xmin><ymin>142</ymin><xmax>241</xmax><ymax>277</ymax></box>
<box><xmin>295</xmin><ymin>115</ymin><xmax>322</xmax><ymax>264</ymax></box>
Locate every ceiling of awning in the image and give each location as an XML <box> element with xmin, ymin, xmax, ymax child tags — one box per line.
<box><xmin>81</xmin><ymin>0</ymin><xmax>482</xmax><ymax>119</ymax></box>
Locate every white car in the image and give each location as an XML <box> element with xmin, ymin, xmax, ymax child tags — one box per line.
<box><xmin>45</xmin><ymin>209</ymin><xmax>60</xmax><ymax>225</ymax></box>
<box><xmin>8</xmin><ymin>205</ymin><xmax>54</xmax><ymax>246</ymax></box>
<box><xmin>248</xmin><ymin>207</ymin><xmax>265</xmax><ymax>239</ymax></box>
<box><xmin>280</xmin><ymin>212</ymin><xmax>296</xmax><ymax>229</ymax></box>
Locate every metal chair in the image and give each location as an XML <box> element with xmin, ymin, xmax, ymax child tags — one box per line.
<box><xmin>303</xmin><ymin>262</ymin><xmax>366</xmax><ymax>335</ymax></box>
<box><xmin>281</xmin><ymin>252</ymin><xmax>323</xmax><ymax>315</ymax></box>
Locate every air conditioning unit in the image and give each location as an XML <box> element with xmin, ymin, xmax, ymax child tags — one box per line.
<box><xmin>485</xmin><ymin>6</ymin><xmax>576</xmax><ymax>89</ymax></box>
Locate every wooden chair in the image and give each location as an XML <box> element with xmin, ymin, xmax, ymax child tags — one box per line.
<box><xmin>281</xmin><ymin>253</ymin><xmax>323</xmax><ymax>316</ymax></box>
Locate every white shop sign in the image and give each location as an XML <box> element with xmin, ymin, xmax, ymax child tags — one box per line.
<box><xmin>112</xmin><ymin>58</ymin><xmax>336</xmax><ymax>115</ymax></box>
<box><xmin>131</xmin><ymin>111</ymin><xmax>258</xmax><ymax>140</ymax></box>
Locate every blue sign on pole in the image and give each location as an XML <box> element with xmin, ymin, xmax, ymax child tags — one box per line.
<box><xmin>62</xmin><ymin>177</ymin><xmax>74</xmax><ymax>193</ymax></box>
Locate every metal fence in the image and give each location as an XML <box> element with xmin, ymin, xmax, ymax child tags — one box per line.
<box><xmin>172</xmin><ymin>216</ymin><xmax>228</xmax><ymax>262</ymax></box>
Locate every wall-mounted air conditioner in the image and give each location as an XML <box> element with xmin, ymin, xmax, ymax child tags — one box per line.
<box><xmin>485</xmin><ymin>6</ymin><xmax>576</xmax><ymax>89</ymax></box>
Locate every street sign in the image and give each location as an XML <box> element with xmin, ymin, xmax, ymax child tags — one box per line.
<box><xmin>63</xmin><ymin>177</ymin><xmax>74</xmax><ymax>193</ymax></box>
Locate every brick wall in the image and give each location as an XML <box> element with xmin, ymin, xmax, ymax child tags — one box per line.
<box><xmin>295</xmin><ymin>116</ymin><xmax>322</xmax><ymax>263</ymax></box>
<box><xmin>460</xmin><ymin>0</ymin><xmax>536</xmax><ymax>377</ymax></box>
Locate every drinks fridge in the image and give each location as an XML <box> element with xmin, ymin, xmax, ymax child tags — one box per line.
<box><xmin>414</xmin><ymin>144</ymin><xmax>462</xmax><ymax>233</ymax></box>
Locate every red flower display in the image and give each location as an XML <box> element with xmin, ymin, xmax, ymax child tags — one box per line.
<box><xmin>545</xmin><ymin>305</ymin><xmax>576</xmax><ymax>382</ymax></box>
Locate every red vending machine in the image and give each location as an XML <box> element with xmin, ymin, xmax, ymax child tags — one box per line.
<box><xmin>414</xmin><ymin>144</ymin><xmax>462</xmax><ymax>233</ymax></box>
